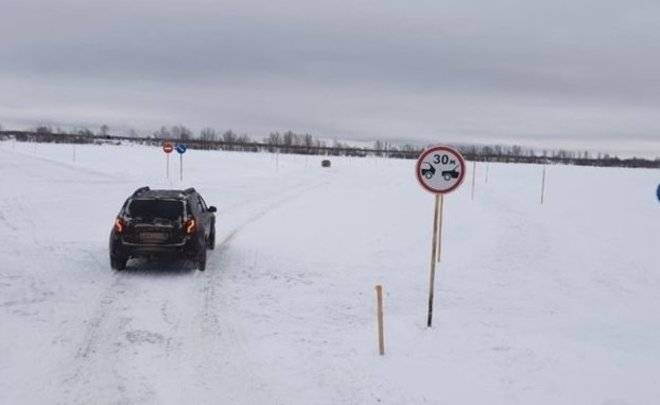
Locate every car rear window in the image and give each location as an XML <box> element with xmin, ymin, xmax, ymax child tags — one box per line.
<box><xmin>127</xmin><ymin>199</ymin><xmax>184</xmax><ymax>220</ymax></box>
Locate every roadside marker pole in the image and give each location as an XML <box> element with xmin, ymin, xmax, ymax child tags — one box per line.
<box><xmin>375</xmin><ymin>285</ymin><xmax>385</xmax><ymax>355</ymax></box>
<box><xmin>471</xmin><ymin>161</ymin><xmax>476</xmax><ymax>200</ymax></box>
<box><xmin>485</xmin><ymin>163</ymin><xmax>489</xmax><ymax>183</ymax></box>
<box><xmin>72</xmin><ymin>144</ymin><xmax>76</xmax><ymax>163</ymax></box>
<box><xmin>540</xmin><ymin>165</ymin><xmax>547</xmax><ymax>205</ymax></box>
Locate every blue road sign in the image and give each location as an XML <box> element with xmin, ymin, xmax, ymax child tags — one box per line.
<box><xmin>175</xmin><ymin>143</ymin><xmax>187</xmax><ymax>154</ymax></box>
<box><xmin>657</xmin><ymin>183</ymin><xmax>660</xmax><ymax>202</ymax></box>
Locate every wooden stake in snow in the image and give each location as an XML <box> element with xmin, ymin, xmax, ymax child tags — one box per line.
<box><xmin>375</xmin><ymin>285</ymin><xmax>385</xmax><ymax>355</ymax></box>
<box><xmin>540</xmin><ymin>165</ymin><xmax>547</xmax><ymax>205</ymax></box>
<box><xmin>471</xmin><ymin>161</ymin><xmax>476</xmax><ymax>200</ymax></box>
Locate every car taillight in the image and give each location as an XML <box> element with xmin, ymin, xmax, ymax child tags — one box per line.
<box><xmin>114</xmin><ymin>217</ymin><xmax>125</xmax><ymax>233</ymax></box>
<box><xmin>184</xmin><ymin>218</ymin><xmax>196</xmax><ymax>234</ymax></box>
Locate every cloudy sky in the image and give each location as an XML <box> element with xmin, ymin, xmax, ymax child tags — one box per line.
<box><xmin>1</xmin><ymin>0</ymin><xmax>660</xmax><ymax>155</ymax></box>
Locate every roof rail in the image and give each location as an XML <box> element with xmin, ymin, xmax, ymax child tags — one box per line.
<box><xmin>132</xmin><ymin>186</ymin><xmax>150</xmax><ymax>196</ymax></box>
<box><xmin>183</xmin><ymin>187</ymin><xmax>196</xmax><ymax>194</ymax></box>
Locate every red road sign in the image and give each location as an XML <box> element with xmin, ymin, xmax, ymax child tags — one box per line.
<box><xmin>416</xmin><ymin>145</ymin><xmax>466</xmax><ymax>194</ymax></box>
<box><xmin>162</xmin><ymin>142</ymin><xmax>174</xmax><ymax>154</ymax></box>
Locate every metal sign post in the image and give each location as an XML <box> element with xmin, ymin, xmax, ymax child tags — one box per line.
<box><xmin>416</xmin><ymin>145</ymin><xmax>466</xmax><ymax>328</ymax></box>
<box><xmin>175</xmin><ymin>143</ymin><xmax>187</xmax><ymax>181</ymax></box>
<box><xmin>162</xmin><ymin>142</ymin><xmax>174</xmax><ymax>179</ymax></box>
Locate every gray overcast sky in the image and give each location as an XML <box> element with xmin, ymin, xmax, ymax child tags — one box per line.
<box><xmin>1</xmin><ymin>0</ymin><xmax>660</xmax><ymax>155</ymax></box>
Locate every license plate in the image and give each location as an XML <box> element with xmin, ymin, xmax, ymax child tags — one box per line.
<box><xmin>140</xmin><ymin>232</ymin><xmax>168</xmax><ymax>242</ymax></box>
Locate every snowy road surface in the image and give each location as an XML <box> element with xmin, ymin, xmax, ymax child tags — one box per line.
<box><xmin>1</xmin><ymin>141</ymin><xmax>658</xmax><ymax>404</ymax></box>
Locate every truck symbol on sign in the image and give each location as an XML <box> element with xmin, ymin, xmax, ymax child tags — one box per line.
<box><xmin>441</xmin><ymin>166</ymin><xmax>460</xmax><ymax>181</ymax></box>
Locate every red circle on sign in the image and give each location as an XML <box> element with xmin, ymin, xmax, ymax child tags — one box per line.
<box><xmin>163</xmin><ymin>143</ymin><xmax>173</xmax><ymax>153</ymax></box>
<box><xmin>415</xmin><ymin>145</ymin><xmax>466</xmax><ymax>194</ymax></box>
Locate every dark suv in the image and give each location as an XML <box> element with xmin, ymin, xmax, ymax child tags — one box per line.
<box><xmin>109</xmin><ymin>187</ymin><xmax>217</xmax><ymax>271</ymax></box>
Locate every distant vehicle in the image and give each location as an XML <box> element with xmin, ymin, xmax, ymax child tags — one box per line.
<box><xmin>322</xmin><ymin>159</ymin><xmax>331</xmax><ymax>168</ymax></box>
<box><xmin>109</xmin><ymin>187</ymin><xmax>217</xmax><ymax>271</ymax></box>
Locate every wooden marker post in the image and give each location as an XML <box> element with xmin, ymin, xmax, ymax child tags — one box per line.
<box><xmin>540</xmin><ymin>165</ymin><xmax>547</xmax><ymax>205</ymax></box>
<box><xmin>375</xmin><ymin>285</ymin><xmax>385</xmax><ymax>355</ymax></box>
<box><xmin>471</xmin><ymin>161</ymin><xmax>476</xmax><ymax>200</ymax></box>
<box><xmin>416</xmin><ymin>146</ymin><xmax>466</xmax><ymax>328</ymax></box>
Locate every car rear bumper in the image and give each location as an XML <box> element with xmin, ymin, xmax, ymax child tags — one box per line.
<box><xmin>110</xmin><ymin>232</ymin><xmax>200</xmax><ymax>258</ymax></box>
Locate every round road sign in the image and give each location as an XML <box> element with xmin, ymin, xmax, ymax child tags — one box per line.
<box><xmin>416</xmin><ymin>145</ymin><xmax>466</xmax><ymax>194</ymax></box>
<box><xmin>162</xmin><ymin>142</ymin><xmax>173</xmax><ymax>154</ymax></box>
<box><xmin>175</xmin><ymin>143</ymin><xmax>187</xmax><ymax>154</ymax></box>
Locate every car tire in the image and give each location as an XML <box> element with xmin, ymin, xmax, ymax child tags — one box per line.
<box><xmin>208</xmin><ymin>224</ymin><xmax>216</xmax><ymax>250</ymax></box>
<box><xmin>110</xmin><ymin>254</ymin><xmax>128</xmax><ymax>271</ymax></box>
<box><xmin>198</xmin><ymin>245</ymin><xmax>207</xmax><ymax>271</ymax></box>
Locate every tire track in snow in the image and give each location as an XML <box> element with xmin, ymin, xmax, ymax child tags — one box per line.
<box><xmin>186</xmin><ymin>180</ymin><xmax>328</xmax><ymax>401</ymax></box>
<box><xmin>57</xmin><ymin>179</ymin><xmax>328</xmax><ymax>403</ymax></box>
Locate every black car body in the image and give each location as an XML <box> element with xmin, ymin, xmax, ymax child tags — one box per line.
<box><xmin>109</xmin><ymin>187</ymin><xmax>217</xmax><ymax>271</ymax></box>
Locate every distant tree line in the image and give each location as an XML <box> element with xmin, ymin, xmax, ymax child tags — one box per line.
<box><xmin>0</xmin><ymin>124</ymin><xmax>658</xmax><ymax>169</ymax></box>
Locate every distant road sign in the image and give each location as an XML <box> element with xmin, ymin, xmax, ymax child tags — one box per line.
<box><xmin>163</xmin><ymin>143</ymin><xmax>174</xmax><ymax>154</ymax></box>
<box><xmin>416</xmin><ymin>146</ymin><xmax>466</xmax><ymax>194</ymax></box>
<box><xmin>176</xmin><ymin>143</ymin><xmax>187</xmax><ymax>154</ymax></box>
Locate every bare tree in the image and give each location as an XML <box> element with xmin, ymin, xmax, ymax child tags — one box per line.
<box><xmin>153</xmin><ymin>126</ymin><xmax>170</xmax><ymax>139</ymax></box>
<box><xmin>222</xmin><ymin>130</ymin><xmax>237</xmax><ymax>143</ymax></box>
<box><xmin>171</xmin><ymin>125</ymin><xmax>192</xmax><ymax>141</ymax></box>
<box><xmin>99</xmin><ymin>124</ymin><xmax>110</xmax><ymax>136</ymax></box>
<box><xmin>36</xmin><ymin>125</ymin><xmax>52</xmax><ymax>134</ymax></box>
<box><xmin>236</xmin><ymin>133</ymin><xmax>251</xmax><ymax>144</ymax></box>
<box><xmin>78</xmin><ymin>127</ymin><xmax>93</xmax><ymax>136</ymax></box>
<box><xmin>200</xmin><ymin>127</ymin><xmax>217</xmax><ymax>142</ymax></box>
<box><xmin>266</xmin><ymin>132</ymin><xmax>281</xmax><ymax>145</ymax></box>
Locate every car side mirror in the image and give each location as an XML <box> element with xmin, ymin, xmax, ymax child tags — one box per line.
<box><xmin>208</xmin><ymin>206</ymin><xmax>217</xmax><ymax>213</ymax></box>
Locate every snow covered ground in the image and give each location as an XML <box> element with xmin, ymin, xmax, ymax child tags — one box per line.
<box><xmin>1</xmin><ymin>140</ymin><xmax>658</xmax><ymax>404</ymax></box>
